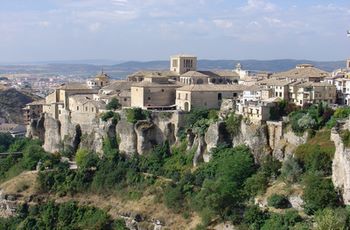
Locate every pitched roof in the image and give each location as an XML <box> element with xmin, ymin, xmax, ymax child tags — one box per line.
<box><xmin>127</xmin><ymin>71</ymin><xmax>179</xmax><ymax>78</ymax></box>
<box><xmin>58</xmin><ymin>82</ymin><xmax>92</xmax><ymax>90</ymax></box>
<box><xmin>180</xmin><ymin>70</ymin><xmax>239</xmax><ymax>78</ymax></box>
<box><xmin>177</xmin><ymin>84</ymin><xmax>246</xmax><ymax>92</ymax></box>
<box><xmin>101</xmin><ymin>80</ymin><xmax>132</xmax><ymax>91</ymax></box>
<box><xmin>272</xmin><ymin>65</ymin><xmax>330</xmax><ymax>79</ymax></box>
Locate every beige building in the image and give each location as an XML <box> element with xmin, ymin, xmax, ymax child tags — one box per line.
<box><xmin>289</xmin><ymin>81</ymin><xmax>336</xmax><ymax>106</ymax></box>
<box><xmin>68</xmin><ymin>95</ymin><xmax>106</xmax><ymax>124</ymax></box>
<box><xmin>257</xmin><ymin>79</ymin><xmax>291</xmax><ymax>100</ymax></box>
<box><xmin>23</xmin><ymin>99</ymin><xmax>45</xmax><ymax>125</ymax></box>
<box><xmin>170</xmin><ymin>55</ymin><xmax>197</xmax><ymax>74</ymax></box>
<box><xmin>87</xmin><ymin>72</ymin><xmax>110</xmax><ymax>89</ymax></box>
<box><xmin>176</xmin><ymin>84</ymin><xmax>244</xmax><ymax>111</ymax></box>
<box><xmin>272</xmin><ymin>64</ymin><xmax>330</xmax><ymax>82</ymax></box>
<box><xmin>179</xmin><ymin>70</ymin><xmax>240</xmax><ymax>85</ymax></box>
<box><xmin>43</xmin><ymin>83</ymin><xmax>98</xmax><ymax>119</ymax></box>
<box><xmin>97</xmin><ymin>80</ymin><xmax>133</xmax><ymax>107</ymax></box>
<box><xmin>131</xmin><ymin>82</ymin><xmax>182</xmax><ymax>110</ymax></box>
<box><xmin>236</xmin><ymin>98</ymin><xmax>280</xmax><ymax>122</ymax></box>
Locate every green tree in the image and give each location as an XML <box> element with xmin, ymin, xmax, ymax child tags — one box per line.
<box><xmin>281</xmin><ymin>157</ymin><xmax>303</xmax><ymax>183</ymax></box>
<box><xmin>303</xmin><ymin>173</ymin><xmax>339</xmax><ymax>214</ymax></box>
<box><xmin>106</xmin><ymin>97</ymin><xmax>121</xmax><ymax>110</ymax></box>
<box><xmin>314</xmin><ymin>208</ymin><xmax>350</xmax><ymax>230</ymax></box>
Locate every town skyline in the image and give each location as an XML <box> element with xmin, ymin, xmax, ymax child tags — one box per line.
<box><xmin>1</xmin><ymin>0</ymin><xmax>350</xmax><ymax>63</ymax></box>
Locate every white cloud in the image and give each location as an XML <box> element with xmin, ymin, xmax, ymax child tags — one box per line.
<box><xmin>213</xmin><ymin>19</ymin><xmax>233</xmax><ymax>29</ymax></box>
<box><xmin>240</xmin><ymin>0</ymin><xmax>277</xmax><ymax>12</ymax></box>
<box><xmin>88</xmin><ymin>22</ymin><xmax>101</xmax><ymax>32</ymax></box>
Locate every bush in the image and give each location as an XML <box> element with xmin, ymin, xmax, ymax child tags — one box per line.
<box><xmin>243</xmin><ymin>205</ymin><xmax>268</xmax><ymax>230</ymax></box>
<box><xmin>225</xmin><ymin>113</ymin><xmax>242</xmax><ymax>136</ymax></box>
<box><xmin>303</xmin><ymin>173</ymin><xmax>339</xmax><ymax>214</ymax></box>
<box><xmin>314</xmin><ymin>208</ymin><xmax>350</xmax><ymax>230</ymax></box>
<box><xmin>244</xmin><ymin>172</ymin><xmax>268</xmax><ymax>196</ymax></box>
<box><xmin>0</xmin><ymin>133</ymin><xmax>15</xmax><ymax>153</ymax></box>
<box><xmin>101</xmin><ymin>111</ymin><xmax>120</xmax><ymax>123</ymax></box>
<box><xmin>340</xmin><ymin>129</ymin><xmax>350</xmax><ymax>148</ymax></box>
<box><xmin>163</xmin><ymin>184</ymin><xmax>184</xmax><ymax>212</ymax></box>
<box><xmin>106</xmin><ymin>98</ymin><xmax>121</xmax><ymax>110</ymax></box>
<box><xmin>261</xmin><ymin>210</ymin><xmax>302</xmax><ymax>230</ymax></box>
<box><xmin>281</xmin><ymin>157</ymin><xmax>303</xmax><ymax>183</ymax></box>
<box><xmin>267</xmin><ymin>194</ymin><xmax>290</xmax><ymax>209</ymax></box>
<box><xmin>125</xmin><ymin>108</ymin><xmax>149</xmax><ymax>124</ymax></box>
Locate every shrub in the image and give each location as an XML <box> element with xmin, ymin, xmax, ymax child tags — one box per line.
<box><xmin>267</xmin><ymin>194</ymin><xmax>290</xmax><ymax>209</ymax></box>
<box><xmin>314</xmin><ymin>208</ymin><xmax>350</xmax><ymax>230</ymax></box>
<box><xmin>101</xmin><ymin>111</ymin><xmax>120</xmax><ymax>123</ymax></box>
<box><xmin>340</xmin><ymin>129</ymin><xmax>350</xmax><ymax>148</ymax></box>
<box><xmin>243</xmin><ymin>205</ymin><xmax>268</xmax><ymax>230</ymax></box>
<box><xmin>163</xmin><ymin>184</ymin><xmax>184</xmax><ymax>212</ymax></box>
<box><xmin>225</xmin><ymin>113</ymin><xmax>242</xmax><ymax>136</ymax></box>
<box><xmin>303</xmin><ymin>173</ymin><xmax>339</xmax><ymax>214</ymax></box>
<box><xmin>106</xmin><ymin>97</ymin><xmax>121</xmax><ymax>110</ymax></box>
<box><xmin>125</xmin><ymin>108</ymin><xmax>149</xmax><ymax>124</ymax></box>
<box><xmin>281</xmin><ymin>157</ymin><xmax>303</xmax><ymax>183</ymax></box>
<box><xmin>185</xmin><ymin>108</ymin><xmax>209</xmax><ymax>128</ymax></box>
<box><xmin>244</xmin><ymin>172</ymin><xmax>268</xmax><ymax>196</ymax></box>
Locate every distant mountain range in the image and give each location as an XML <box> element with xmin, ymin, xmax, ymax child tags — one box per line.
<box><xmin>0</xmin><ymin>59</ymin><xmax>346</xmax><ymax>79</ymax></box>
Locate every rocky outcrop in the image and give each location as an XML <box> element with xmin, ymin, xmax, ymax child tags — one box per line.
<box><xmin>43</xmin><ymin>114</ymin><xmax>61</xmax><ymax>153</ymax></box>
<box><xmin>204</xmin><ymin>121</ymin><xmax>231</xmax><ymax>162</ymax></box>
<box><xmin>26</xmin><ymin>114</ymin><xmax>45</xmax><ymax>141</ymax></box>
<box><xmin>116</xmin><ymin>120</ymin><xmax>137</xmax><ymax>155</ymax></box>
<box><xmin>331</xmin><ymin>120</ymin><xmax>350</xmax><ymax>204</ymax></box>
<box><xmin>267</xmin><ymin>121</ymin><xmax>308</xmax><ymax>161</ymax></box>
<box><xmin>233</xmin><ymin>121</ymin><xmax>271</xmax><ymax>162</ymax></box>
<box><xmin>135</xmin><ymin>120</ymin><xmax>163</xmax><ymax>155</ymax></box>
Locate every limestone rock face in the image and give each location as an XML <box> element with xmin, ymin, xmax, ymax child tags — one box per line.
<box><xmin>135</xmin><ymin>120</ymin><xmax>163</xmax><ymax>155</ymax></box>
<box><xmin>116</xmin><ymin>120</ymin><xmax>137</xmax><ymax>156</ymax></box>
<box><xmin>26</xmin><ymin>114</ymin><xmax>45</xmax><ymax>141</ymax></box>
<box><xmin>266</xmin><ymin>121</ymin><xmax>308</xmax><ymax>161</ymax></box>
<box><xmin>43</xmin><ymin>114</ymin><xmax>61</xmax><ymax>153</ymax></box>
<box><xmin>204</xmin><ymin>121</ymin><xmax>231</xmax><ymax>162</ymax></box>
<box><xmin>233</xmin><ymin>121</ymin><xmax>271</xmax><ymax>162</ymax></box>
<box><xmin>331</xmin><ymin>122</ymin><xmax>350</xmax><ymax>204</ymax></box>
<box><xmin>193</xmin><ymin>135</ymin><xmax>206</xmax><ymax>167</ymax></box>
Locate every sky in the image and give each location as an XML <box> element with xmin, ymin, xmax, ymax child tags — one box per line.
<box><xmin>0</xmin><ymin>0</ymin><xmax>350</xmax><ymax>63</ymax></box>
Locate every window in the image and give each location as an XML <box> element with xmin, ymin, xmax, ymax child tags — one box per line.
<box><xmin>233</xmin><ymin>93</ymin><xmax>237</xmax><ymax>97</ymax></box>
<box><xmin>77</xmin><ymin>106</ymin><xmax>79</xmax><ymax>111</ymax></box>
<box><xmin>185</xmin><ymin>94</ymin><xmax>188</xmax><ymax>100</ymax></box>
<box><xmin>218</xmin><ymin>93</ymin><xmax>222</xmax><ymax>100</ymax></box>
<box><xmin>92</xmin><ymin>108</ymin><xmax>94</xmax><ymax>112</ymax></box>
<box><xmin>161</xmin><ymin>89</ymin><xmax>164</xmax><ymax>92</ymax></box>
<box><xmin>85</xmin><ymin>107</ymin><xmax>88</xmax><ymax>111</ymax></box>
<box><xmin>148</xmin><ymin>97</ymin><xmax>151</xmax><ymax>100</ymax></box>
<box><xmin>178</xmin><ymin>93</ymin><xmax>180</xmax><ymax>99</ymax></box>
<box><xmin>124</xmin><ymin>98</ymin><xmax>127</xmax><ymax>102</ymax></box>
<box><xmin>279</xmin><ymin>92</ymin><xmax>282</xmax><ymax>97</ymax></box>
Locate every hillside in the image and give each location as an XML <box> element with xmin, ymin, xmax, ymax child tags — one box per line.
<box><xmin>0</xmin><ymin>87</ymin><xmax>39</xmax><ymax>123</ymax></box>
<box><xmin>0</xmin><ymin>59</ymin><xmax>345</xmax><ymax>78</ymax></box>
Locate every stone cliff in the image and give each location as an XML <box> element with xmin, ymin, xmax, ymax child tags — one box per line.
<box><xmin>28</xmin><ymin>110</ymin><xmax>307</xmax><ymax>166</ymax></box>
<box><xmin>331</xmin><ymin>119</ymin><xmax>350</xmax><ymax>205</ymax></box>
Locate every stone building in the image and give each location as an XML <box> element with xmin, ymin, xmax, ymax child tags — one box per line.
<box><xmin>43</xmin><ymin>83</ymin><xmax>98</xmax><ymax>119</ymax></box>
<box><xmin>23</xmin><ymin>99</ymin><xmax>45</xmax><ymax>125</ymax></box>
<box><xmin>131</xmin><ymin>81</ymin><xmax>182</xmax><ymax>110</ymax></box>
<box><xmin>176</xmin><ymin>84</ymin><xmax>244</xmax><ymax>111</ymax></box>
<box><xmin>170</xmin><ymin>54</ymin><xmax>197</xmax><ymax>74</ymax></box>
<box><xmin>179</xmin><ymin>70</ymin><xmax>240</xmax><ymax>85</ymax></box>
<box><xmin>87</xmin><ymin>72</ymin><xmax>110</xmax><ymax>89</ymax></box>
<box><xmin>272</xmin><ymin>64</ymin><xmax>330</xmax><ymax>82</ymax></box>
<box><xmin>97</xmin><ymin>80</ymin><xmax>133</xmax><ymax>107</ymax></box>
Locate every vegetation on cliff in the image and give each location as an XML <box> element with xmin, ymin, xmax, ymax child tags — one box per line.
<box><xmin>0</xmin><ymin>201</ymin><xmax>127</xmax><ymax>230</ymax></box>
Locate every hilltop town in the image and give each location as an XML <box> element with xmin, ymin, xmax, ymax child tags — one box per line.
<box><xmin>23</xmin><ymin>54</ymin><xmax>349</xmax><ymax>126</ymax></box>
